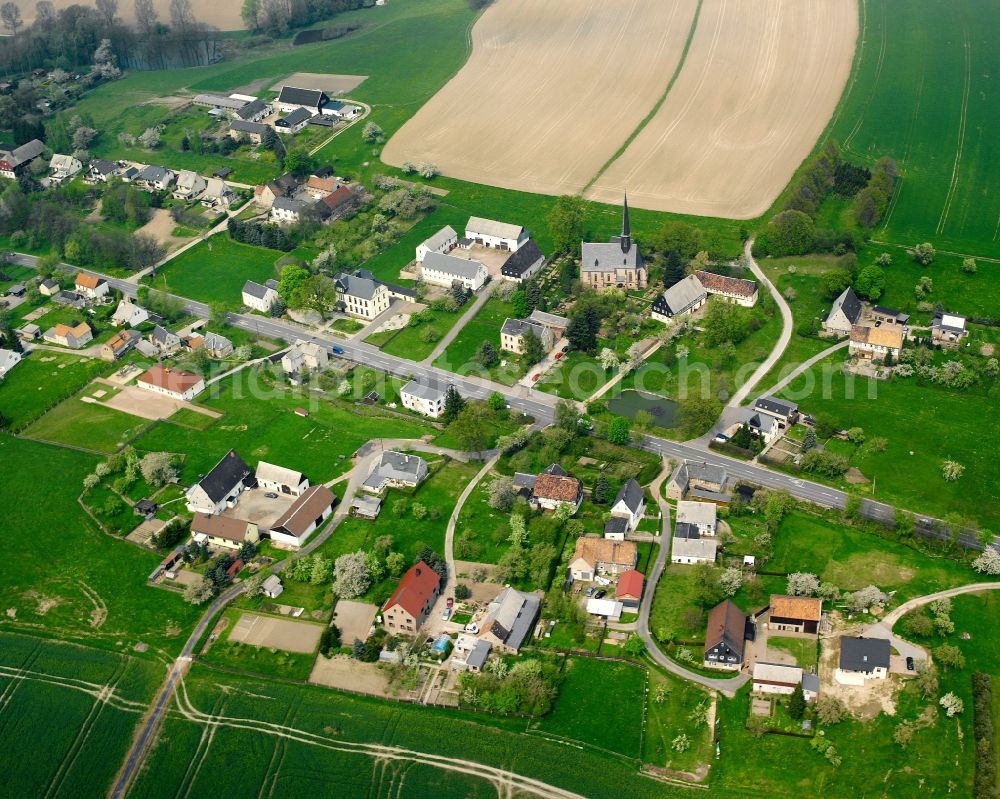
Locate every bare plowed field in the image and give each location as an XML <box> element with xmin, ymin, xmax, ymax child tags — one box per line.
<box><xmin>384</xmin><ymin>0</ymin><xmax>857</xmax><ymax>219</ymax></box>
<box><xmin>589</xmin><ymin>0</ymin><xmax>858</xmax><ymax>218</ymax></box>
<box><xmin>381</xmin><ymin>0</ymin><xmax>701</xmax><ymax>196</ymax></box>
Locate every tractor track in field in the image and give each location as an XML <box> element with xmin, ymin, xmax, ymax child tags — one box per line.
<box><xmin>936</xmin><ymin>25</ymin><xmax>972</xmax><ymax>235</ymax></box>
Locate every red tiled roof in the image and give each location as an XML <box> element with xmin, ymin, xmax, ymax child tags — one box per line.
<box><xmin>532</xmin><ymin>473</ymin><xmax>581</xmax><ymax>503</ymax></box>
<box><xmin>138</xmin><ymin>365</ymin><xmax>202</xmax><ymax>393</ymax></box>
<box><xmin>770</xmin><ymin>595</ymin><xmax>823</xmax><ymax>622</ymax></box>
<box><xmin>616</xmin><ymin>569</ymin><xmax>644</xmax><ymax>600</ymax></box>
<box><xmin>225</xmin><ymin>559</ymin><xmax>244</xmax><ymax>576</ymax></box>
<box><xmin>75</xmin><ymin>272</ymin><xmax>100</xmax><ymax>289</ymax></box>
<box><xmin>382</xmin><ymin>561</ymin><xmax>439</xmax><ymax>618</ymax></box>
<box><xmin>321</xmin><ymin>185</ymin><xmax>353</xmax><ymax>209</ymax></box>
<box><xmin>693</xmin><ymin>270</ymin><xmax>757</xmax><ymax>299</ymax></box>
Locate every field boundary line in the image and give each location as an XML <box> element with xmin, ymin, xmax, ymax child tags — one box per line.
<box><xmin>581</xmin><ymin>0</ymin><xmax>704</xmax><ymax>194</ymax></box>
<box><xmin>935</xmin><ymin>24</ymin><xmax>972</xmax><ymax>235</ymax></box>
<box><xmin>868</xmin><ymin>239</ymin><xmax>1000</xmax><ymax>264</ymax></box>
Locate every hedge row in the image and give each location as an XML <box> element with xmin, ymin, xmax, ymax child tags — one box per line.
<box><xmin>972</xmin><ymin>672</ymin><xmax>997</xmax><ymax>799</ymax></box>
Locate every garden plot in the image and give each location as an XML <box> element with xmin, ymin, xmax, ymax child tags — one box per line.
<box><xmin>227</xmin><ymin>612</ymin><xmax>323</xmax><ymax>654</ymax></box>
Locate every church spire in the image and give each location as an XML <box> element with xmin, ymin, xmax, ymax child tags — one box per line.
<box><xmin>620</xmin><ymin>191</ymin><xmax>631</xmax><ymax>253</ymax></box>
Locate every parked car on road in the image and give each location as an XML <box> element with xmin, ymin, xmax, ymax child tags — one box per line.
<box><xmin>330</xmin><ymin>345</ymin><xmax>344</xmax><ymax>355</ymax></box>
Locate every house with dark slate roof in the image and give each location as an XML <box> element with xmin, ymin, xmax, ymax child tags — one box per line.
<box><xmin>608</xmin><ymin>478</ymin><xmax>646</xmax><ymax>534</ymax></box>
<box><xmin>836</xmin><ymin>636</ymin><xmax>890</xmax><ymax>683</ymax></box>
<box><xmin>242</xmin><ymin>279</ymin><xmax>281</xmax><ymax>313</ymax></box>
<box><xmin>500</xmin><ymin>239</ymin><xmax>545</xmax><ymax>282</ymax></box>
<box><xmin>752</xmin><ymin>396</ymin><xmax>798</xmax><ymax>428</ymax></box>
<box><xmin>652</xmin><ymin>274</ymin><xmax>708</xmax><ymax>322</ymax></box>
<box><xmin>276</xmin><ymin>86</ymin><xmax>329</xmax><ymax>115</ymax></box>
<box><xmin>703</xmin><ymin>599</ymin><xmax>752</xmax><ymax>670</ymax></box>
<box><xmin>274</xmin><ymin>106</ymin><xmax>312</xmax><ymax>134</ymax></box>
<box><xmin>823</xmin><ymin>286</ymin><xmax>864</xmax><ymax>335</ymax></box>
<box><xmin>334</xmin><ymin>269</ymin><xmax>391</xmax><ymax>320</ymax></box>
<box><xmin>185</xmin><ymin>449</ymin><xmax>255</xmax><ymax>515</ymax></box>
<box><xmin>480</xmin><ymin>587</ymin><xmax>541</xmax><ymax>653</ymax></box>
<box><xmin>362</xmin><ymin>451</ymin><xmax>429</xmax><ymax>494</ymax></box>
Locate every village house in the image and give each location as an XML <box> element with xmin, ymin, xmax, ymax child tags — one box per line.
<box><xmin>334</xmin><ymin>270</ymin><xmax>391</xmax><ymax>320</ymax></box>
<box><xmin>381</xmin><ymin>561</ymin><xmax>441</xmax><ymax>636</ymax></box>
<box><xmin>276</xmin><ymin>86</ymin><xmax>329</xmax><ymax>115</ymax></box>
<box><xmin>111</xmin><ymin>299</ymin><xmax>149</xmax><ymax>327</ymax></box>
<box><xmin>235</xmin><ymin>98</ymin><xmax>271</xmax><ymax>122</ymax></box>
<box><xmin>500</xmin><ymin>317</ymin><xmax>553</xmax><ymax>355</ymax></box>
<box><xmin>676</xmin><ymin>500</ymin><xmax>717</xmax><ymax>536</ymax></box>
<box><xmin>43</xmin><ymin>322</ymin><xmax>93</xmax><ymax>349</ymax></box>
<box><xmin>314</xmin><ymin>185</ymin><xmax>355</xmax><ymax>222</ymax></box>
<box><xmin>766</xmin><ymin>595</ymin><xmax>823</xmax><ymax>635</ymax></box>
<box><xmin>464</xmin><ymin>216</ymin><xmax>529</xmax><ymax>252</ymax></box>
<box><xmin>479</xmin><ymin>587</ymin><xmax>541</xmax><ymax>653</ymax></box>
<box><xmin>191</xmin><ymin>513</ymin><xmax>259</xmax><ymax>551</ymax></box>
<box><xmin>173</xmin><ymin>170</ymin><xmax>207</xmax><ymax>201</ymax></box>
<box><xmin>569</xmin><ymin>536</ymin><xmax>637</xmax><ymax>581</ymax></box>
<box><xmin>849</xmin><ymin>324</ymin><xmax>904</xmax><ymax>361</ymax></box>
<box><xmin>420</xmin><ymin>251</ymin><xmax>488</xmax><ymax>292</ymax></box>
<box><xmin>48</xmin><ymin>153</ymin><xmax>82</xmax><ymax>185</ymax></box>
<box><xmin>0</xmin><ymin>348</ymin><xmax>22</xmax><ymax>378</ymax></box>
<box><xmin>752</xmin><ymin>396</ymin><xmax>799</xmax><ymax>429</ymax></box>
<box><xmin>652</xmin><ymin>274</ymin><xmax>708</xmax><ymax>323</ymax></box>
<box><xmin>137</xmin><ymin>365</ymin><xmax>205</xmax><ymax>402</ymax></box>
<box><xmin>268</xmin><ymin>485</ymin><xmax>336</xmax><ymax>549</ymax></box>
<box><xmin>400</xmin><ymin>378</ymin><xmax>450</xmax><ymax>418</ymax></box>
<box><xmin>531</xmin><ymin>466</ymin><xmax>583</xmax><ymax>512</ymax></box>
<box><xmin>201</xmin><ymin>331</ymin><xmax>234</xmax><ymax>359</ymax></box>
<box><xmin>200</xmin><ymin>178</ymin><xmax>237</xmax><ymax>209</ymax></box>
<box><xmin>587</xmin><ymin>597</ymin><xmax>624</xmax><ymax>621</ymax></box>
<box><xmin>100</xmin><ymin>329</ymin><xmax>139</xmax><ymax>361</ymax></box>
<box><xmin>150</xmin><ymin>325</ymin><xmax>182</xmax><ymax>355</ymax></box>
<box><xmin>74</xmin><ymin>272</ymin><xmax>109</xmax><ymax>301</ymax></box>
<box><xmin>229</xmin><ymin>119</ymin><xmax>269</xmax><ymax>145</ymax></box>
<box><xmin>703</xmin><ymin>599</ymin><xmax>751</xmax><ymax>670</ymax></box>
<box><xmin>281</xmin><ymin>339</ymin><xmax>328</xmax><ymax>376</ymax></box>
<box><xmin>274</xmin><ymin>107</ymin><xmax>312</xmax><ymax>135</ymax></box>
<box><xmin>736</xmin><ymin>408</ymin><xmax>781</xmax><ymax>445</ymax></box>
<box><xmin>581</xmin><ymin>195</ymin><xmax>647</xmax><ymax>290</ymax></box>
<box><xmin>693</xmin><ymin>269</ymin><xmax>759</xmax><ymax>307</ymax></box>
<box><xmin>86</xmin><ymin>158</ymin><xmax>119</xmax><ymax>183</ymax></box>
<box><xmin>185</xmin><ymin>449</ymin><xmax>255</xmax><ymax>515</ymax></box>
<box><xmin>500</xmin><ymin>240</ymin><xmax>546</xmax><ymax>283</ymax></box>
<box><xmin>242</xmin><ymin>279</ymin><xmax>281</xmax><ymax>313</ymax></box>
<box><xmin>671</xmin><ymin>523</ymin><xmax>718</xmax><ymax>564</ymax></box>
<box><xmin>453</xmin><ymin>636</ymin><xmax>492</xmax><ymax>673</ymax></box>
<box><xmin>752</xmin><ymin>662</ymin><xmax>819</xmax><ymax>701</ymax></box>
<box><xmin>527</xmin><ymin>309</ymin><xmax>569</xmax><ymax>340</ymax></box>
<box><xmin>932</xmin><ymin>311</ymin><xmax>969</xmax><ymax>347</ymax></box>
<box><xmin>38</xmin><ymin>278</ymin><xmax>60</xmax><ymax>297</ymax></box>
<box><xmin>836</xmin><ymin>637</ymin><xmax>890</xmax><ymax>684</ymax></box>
<box><xmin>16</xmin><ymin>323</ymin><xmax>40</xmax><ymax>342</ymax></box>
<box><xmin>262</xmin><ymin>575</ymin><xmax>284</xmax><ymax>599</ymax></box>
<box><xmin>607</xmin><ymin>478</ymin><xmax>646</xmax><ymax>535</ymax></box>
<box><xmin>52</xmin><ymin>290</ymin><xmax>85</xmax><ymax>309</ymax></box>
<box><xmin>134</xmin><ymin>165</ymin><xmax>176</xmax><ymax>192</ymax></box>
<box><xmin>255</xmin><ymin>173</ymin><xmax>299</xmax><ymax>209</ymax></box>
<box><xmin>823</xmin><ymin>286</ymin><xmax>864</xmax><ymax>335</ymax></box>
<box><xmin>256</xmin><ymin>461</ymin><xmax>309</xmax><ymax>496</ymax></box>
<box><xmin>0</xmin><ymin>139</ymin><xmax>44</xmax><ymax>179</ymax></box>
<box><xmin>362</xmin><ymin>451</ymin><xmax>429</xmax><ymax>494</ymax></box>
<box><xmin>870</xmin><ymin>305</ymin><xmax>909</xmax><ymax>327</ymax></box>
<box><xmin>416</xmin><ymin>225</ymin><xmax>458</xmax><ymax>263</ymax></box>
<box><xmin>323</xmin><ymin>99</ymin><xmax>361</xmax><ymax>119</ymax></box>
<box><xmin>615</xmin><ymin>569</ymin><xmax>644</xmax><ymax>610</ymax></box>
<box><xmin>665</xmin><ymin>460</ymin><xmax>729</xmax><ymax>501</ymax></box>
<box><xmin>271</xmin><ymin>196</ymin><xmax>308</xmax><ymax>224</ymax></box>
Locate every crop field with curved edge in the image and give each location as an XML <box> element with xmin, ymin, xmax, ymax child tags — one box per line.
<box><xmin>384</xmin><ymin>0</ymin><xmax>856</xmax><ymax>219</ymax></box>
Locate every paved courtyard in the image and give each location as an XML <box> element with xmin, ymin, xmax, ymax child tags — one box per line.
<box><xmin>222</xmin><ymin>489</ymin><xmax>295</xmax><ymax>529</ymax></box>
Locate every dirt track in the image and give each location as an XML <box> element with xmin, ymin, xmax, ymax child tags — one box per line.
<box><xmin>382</xmin><ymin>0</ymin><xmax>700</xmax><ymax>197</ymax></box>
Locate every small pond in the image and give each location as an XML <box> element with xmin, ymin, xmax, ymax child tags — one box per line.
<box><xmin>607</xmin><ymin>389</ymin><xmax>679</xmax><ymax>429</ymax></box>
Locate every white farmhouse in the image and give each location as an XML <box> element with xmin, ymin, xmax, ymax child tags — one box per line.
<box><xmin>334</xmin><ymin>270</ymin><xmax>390</xmax><ymax>320</ymax></box>
<box><xmin>185</xmin><ymin>449</ymin><xmax>254</xmax><ymax>515</ymax></box>
<box><xmin>269</xmin><ymin>485</ymin><xmax>336</xmax><ymax>549</ymax></box>
<box><xmin>420</xmin><ymin>251</ymin><xmax>487</xmax><ymax>291</ymax></box>
<box><xmin>137</xmin><ymin>365</ymin><xmax>205</xmax><ymax>402</ymax></box>
<box><xmin>465</xmin><ymin>217</ymin><xmax>529</xmax><ymax>251</ymax></box>
<box><xmin>415</xmin><ymin>225</ymin><xmax>458</xmax><ymax>263</ymax></box>
<box><xmin>651</xmin><ymin>275</ymin><xmax>707</xmax><ymax>323</ymax></box>
<box><xmin>256</xmin><ymin>461</ymin><xmax>309</xmax><ymax>497</ymax></box>
<box><xmin>74</xmin><ymin>272</ymin><xmax>109</xmax><ymax>301</ymax></box>
<box><xmin>48</xmin><ymin>153</ymin><xmax>82</xmax><ymax>184</ymax></box>
<box><xmin>242</xmin><ymin>279</ymin><xmax>281</xmax><ymax>313</ymax></box>
<box><xmin>111</xmin><ymin>299</ymin><xmax>149</xmax><ymax>327</ymax></box>
<box><xmin>281</xmin><ymin>340</ymin><xmax>329</xmax><ymax>375</ymax></box>
<box><xmin>0</xmin><ymin>348</ymin><xmax>22</xmax><ymax>378</ymax></box>
<box><xmin>401</xmin><ymin>378</ymin><xmax>450</xmax><ymax>418</ymax></box>
<box><xmin>676</xmin><ymin>501</ymin><xmax>717</xmax><ymax>536</ymax></box>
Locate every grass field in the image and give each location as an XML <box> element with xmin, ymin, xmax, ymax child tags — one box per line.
<box><xmin>146</xmin><ymin>237</ymin><xmax>286</xmax><ymax>307</ymax></box>
<box><xmin>0</xmin><ymin>436</ymin><xmax>203</xmax><ymax>653</ymax></box>
<box><xmin>766</xmin><ymin>636</ymin><xmax>818</xmax><ymax>669</ymax></box>
<box><xmin>433</xmin><ymin>296</ymin><xmax>527</xmax><ymax>384</ymax></box>
<box><xmin>366</xmin><ymin>307</ymin><xmax>463</xmax><ymax>362</ymax></box>
<box><xmin>22</xmin><ymin>393</ymin><xmax>150</xmax><ymax>453</ymax></box>
<box><xmin>0</xmin><ymin>353</ymin><xmax>109</xmax><ymax>432</ymax></box>
<box><xmin>534</xmin><ymin>656</ymin><xmax>646</xmax><ymax>759</ymax></box>
<box><xmin>132</xmin><ymin>371</ymin><xmax>432</xmax><ymax>483</ymax></box>
<box><xmin>778</xmin><ymin>356</ymin><xmax>1000</xmax><ymax>529</ymax></box>
<box><xmin>0</xmin><ymin>632</ymin><xmax>163</xmax><ymax>799</ymax></box>
<box><xmin>129</xmin><ymin>662</ymin><xmax>699</xmax><ymax>799</ymax></box>
<box><xmin>826</xmin><ymin>0</ymin><xmax>1000</xmax><ymax>258</ymax></box>
<box><xmin>199</xmin><ymin>608</ymin><xmax>318</xmax><ymax>680</ymax></box>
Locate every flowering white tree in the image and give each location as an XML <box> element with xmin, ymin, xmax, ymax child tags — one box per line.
<box><xmin>941</xmin><ymin>460</ymin><xmax>965</xmax><ymax>481</ymax></box>
<box><xmin>972</xmin><ymin>548</ymin><xmax>1000</xmax><ymax>576</ymax></box>
<box><xmin>598</xmin><ymin>347</ymin><xmax>620</xmax><ymax>371</ymax></box>
<box><xmin>787</xmin><ymin>572</ymin><xmax>820</xmax><ymax>597</ymax></box>
<box><xmin>719</xmin><ymin>567</ymin><xmax>743</xmax><ymax>597</ymax></box>
<box><xmin>333</xmin><ymin>550</ymin><xmax>370</xmax><ymax>599</ymax></box>
<box><xmin>849</xmin><ymin>585</ymin><xmax>889</xmax><ymax>612</ymax></box>
<box><xmin>939</xmin><ymin>692</ymin><xmax>964</xmax><ymax>717</ymax></box>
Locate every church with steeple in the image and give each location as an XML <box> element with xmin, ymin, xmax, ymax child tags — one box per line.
<box><xmin>580</xmin><ymin>193</ymin><xmax>647</xmax><ymax>290</ymax></box>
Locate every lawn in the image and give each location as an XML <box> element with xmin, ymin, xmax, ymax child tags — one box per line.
<box><xmin>533</xmin><ymin>656</ymin><xmax>646</xmax><ymax>759</ymax></box>
<box><xmin>778</xmin><ymin>355</ymin><xmax>1000</xmax><ymax>529</ymax></box>
<box><xmin>643</xmin><ymin>667</ymin><xmax>713</xmax><ymax>772</ymax></box>
<box><xmin>366</xmin><ymin>307</ymin><xmax>464</xmax><ymax>362</ymax></box>
<box><xmin>198</xmin><ymin>608</ymin><xmax>319</xmax><ymax>681</ymax></box>
<box><xmin>0</xmin><ymin>353</ymin><xmax>109</xmax><ymax>432</ymax></box>
<box><xmin>146</xmin><ymin>236</ymin><xmax>287</xmax><ymax>307</ymax></box>
<box><xmin>0</xmin><ymin>632</ymin><xmax>163</xmax><ymax>799</ymax></box>
<box><xmin>765</xmin><ymin>636</ymin><xmax>818</xmax><ymax>669</ymax></box>
<box><xmin>131</xmin><ymin>369</ymin><xmax>433</xmax><ymax>483</ymax></box>
<box><xmin>433</xmin><ymin>296</ymin><xmax>528</xmax><ymax>385</ymax></box>
<box><xmin>0</xmin><ymin>436</ymin><xmax>203</xmax><ymax>654</ymax></box>
<box><xmin>536</xmin><ymin>347</ymin><xmax>613</xmax><ymax>400</ymax></box>
<box><xmin>22</xmin><ymin>392</ymin><xmax>151</xmax><ymax>453</ymax></box>
<box><xmin>129</xmin><ymin>661</ymin><xmax>692</xmax><ymax>799</ymax></box>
